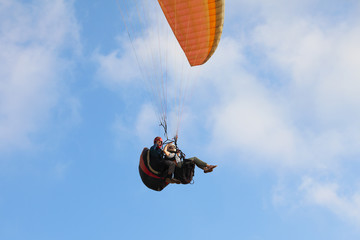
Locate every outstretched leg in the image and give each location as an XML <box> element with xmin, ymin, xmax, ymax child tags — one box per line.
<box><xmin>187</xmin><ymin>157</ymin><xmax>217</xmax><ymax>173</ymax></box>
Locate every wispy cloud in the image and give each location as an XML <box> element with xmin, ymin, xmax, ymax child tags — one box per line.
<box><xmin>300</xmin><ymin>177</ymin><xmax>360</xmax><ymax>226</ymax></box>
<box><xmin>206</xmin><ymin>0</ymin><xmax>360</xmax><ymax>226</ymax></box>
<box><xmin>205</xmin><ymin>0</ymin><xmax>360</xmax><ymax>168</ymax></box>
<box><xmin>0</xmin><ymin>0</ymin><xmax>80</xmax><ymax>152</ymax></box>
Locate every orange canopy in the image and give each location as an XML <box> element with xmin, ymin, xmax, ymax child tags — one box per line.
<box><xmin>158</xmin><ymin>0</ymin><xmax>225</xmax><ymax>66</ymax></box>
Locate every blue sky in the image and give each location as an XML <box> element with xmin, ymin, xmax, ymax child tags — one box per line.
<box><xmin>1</xmin><ymin>0</ymin><xmax>360</xmax><ymax>239</ymax></box>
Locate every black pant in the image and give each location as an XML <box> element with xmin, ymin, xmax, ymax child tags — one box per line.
<box><xmin>162</xmin><ymin>160</ymin><xmax>176</xmax><ymax>177</ymax></box>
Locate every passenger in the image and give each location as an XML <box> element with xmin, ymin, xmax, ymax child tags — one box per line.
<box><xmin>163</xmin><ymin>142</ymin><xmax>217</xmax><ymax>173</ymax></box>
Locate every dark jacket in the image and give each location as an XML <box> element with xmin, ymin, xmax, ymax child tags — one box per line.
<box><xmin>149</xmin><ymin>144</ymin><xmax>164</xmax><ymax>172</ymax></box>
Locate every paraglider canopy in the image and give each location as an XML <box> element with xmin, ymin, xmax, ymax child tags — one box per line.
<box><xmin>158</xmin><ymin>0</ymin><xmax>225</xmax><ymax>66</ymax></box>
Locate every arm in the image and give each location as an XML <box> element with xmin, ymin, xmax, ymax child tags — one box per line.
<box><xmin>163</xmin><ymin>144</ymin><xmax>171</xmax><ymax>157</ymax></box>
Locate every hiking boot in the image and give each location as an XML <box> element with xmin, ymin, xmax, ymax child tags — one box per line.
<box><xmin>166</xmin><ymin>178</ymin><xmax>181</xmax><ymax>184</ymax></box>
<box><xmin>204</xmin><ymin>165</ymin><xmax>217</xmax><ymax>173</ymax></box>
<box><xmin>172</xmin><ymin>178</ymin><xmax>181</xmax><ymax>184</ymax></box>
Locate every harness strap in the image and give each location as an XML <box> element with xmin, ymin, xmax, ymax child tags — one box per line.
<box><xmin>147</xmin><ymin>149</ymin><xmax>161</xmax><ymax>175</ymax></box>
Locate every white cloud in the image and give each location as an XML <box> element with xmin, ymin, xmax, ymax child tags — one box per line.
<box><xmin>202</xmin><ymin>0</ymin><xmax>360</xmax><ymax>169</ymax></box>
<box><xmin>0</xmin><ymin>0</ymin><xmax>80</xmax><ymax>152</ymax></box>
<box><xmin>112</xmin><ymin>103</ymin><xmax>160</xmax><ymax>153</ymax></box>
<box><xmin>134</xmin><ymin>103</ymin><xmax>158</xmax><ymax>140</ymax></box>
<box><xmin>205</xmin><ymin>0</ymin><xmax>360</xmax><ymax>226</ymax></box>
<box><xmin>94</xmin><ymin>44</ymin><xmax>140</xmax><ymax>88</ymax></box>
<box><xmin>300</xmin><ymin>177</ymin><xmax>360</xmax><ymax>226</ymax></box>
